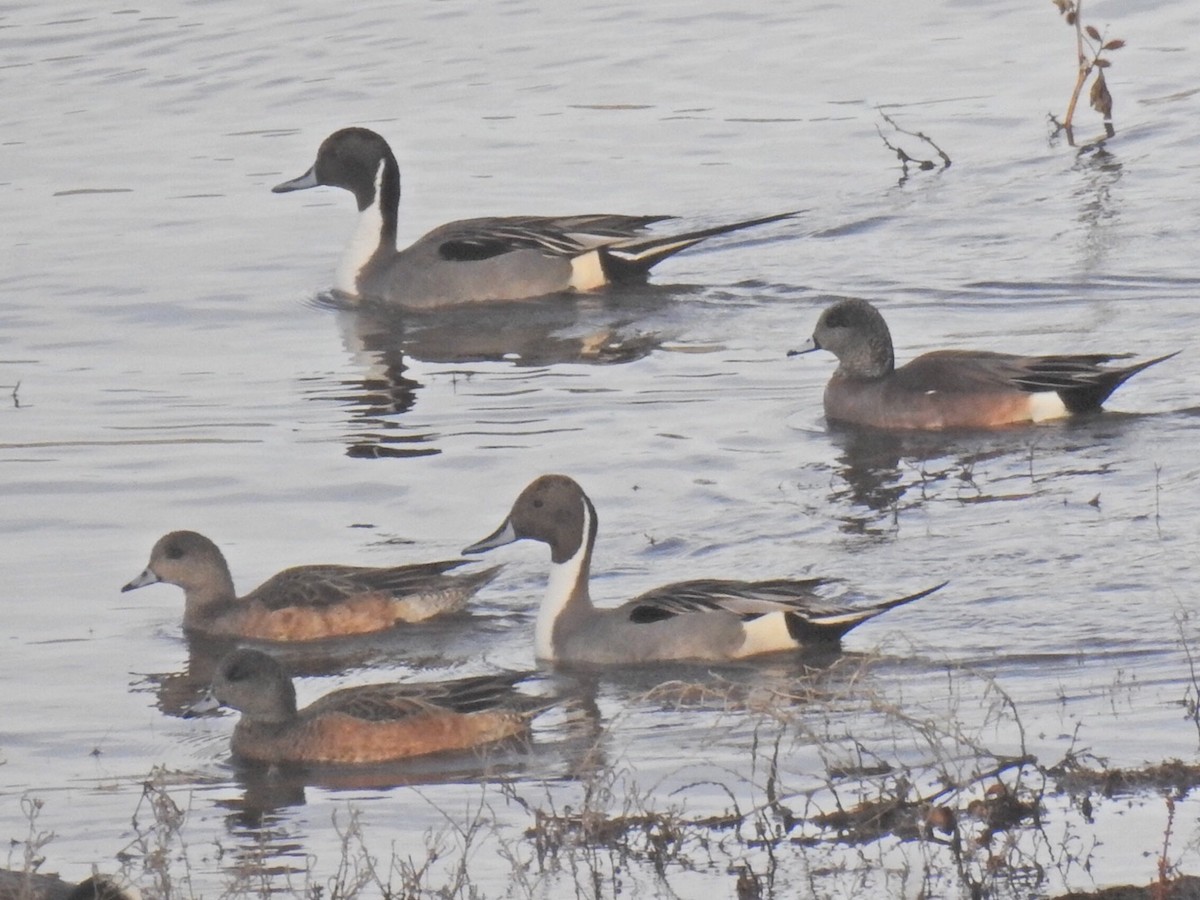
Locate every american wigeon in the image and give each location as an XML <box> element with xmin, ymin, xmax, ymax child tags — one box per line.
<box><xmin>462</xmin><ymin>474</ymin><xmax>944</xmax><ymax>665</ymax></box>
<box><xmin>188</xmin><ymin>648</ymin><xmax>545</xmax><ymax>765</ymax></box>
<box><xmin>121</xmin><ymin>531</ymin><xmax>498</xmax><ymax>641</ymax></box>
<box><xmin>0</xmin><ymin>872</ymin><xmax>137</xmax><ymax>900</ymax></box>
<box><xmin>792</xmin><ymin>298</ymin><xmax>1175</xmax><ymax>430</ymax></box>
<box><xmin>273</xmin><ymin>127</ymin><xmax>795</xmax><ymax>308</ymax></box>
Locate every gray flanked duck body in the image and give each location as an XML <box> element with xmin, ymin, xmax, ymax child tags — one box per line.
<box><xmin>464</xmin><ymin>474</ymin><xmax>943</xmax><ymax>666</ymax></box>
<box><xmin>273</xmin><ymin>127</ymin><xmax>796</xmax><ymax>308</ymax></box>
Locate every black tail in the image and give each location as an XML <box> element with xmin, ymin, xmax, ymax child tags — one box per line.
<box><xmin>1056</xmin><ymin>351</ymin><xmax>1178</xmax><ymax>413</ymax></box>
<box><xmin>599</xmin><ymin>210</ymin><xmax>799</xmax><ymax>282</ymax></box>
<box><xmin>786</xmin><ymin>581</ymin><xmax>947</xmax><ymax>644</ymax></box>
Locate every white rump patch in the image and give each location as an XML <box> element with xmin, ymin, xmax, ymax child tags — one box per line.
<box><xmin>733</xmin><ymin>611</ymin><xmax>796</xmax><ymax>658</ymax></box>
<box><xmin>335</xmin><ymin>161</ymin><xmax>387</xmax><ymax>294</ymax></box>
<box><xmin>568</xmin><ymin>250</ymin><xmax>608</xmax><ymax>292</ymax></box>
<box><xmin>1028</xmin><ymin>391</ymin><xmax>1069</xmax><ymax>422</ymax></box>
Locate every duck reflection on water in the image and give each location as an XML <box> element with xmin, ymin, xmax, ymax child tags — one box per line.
<box><xmin>825</xmin><ymin>417</ymin><xmax>1139</xmax><ymax>535</ymax></box>
<box><xmin>306</xmin><ymin>289</ymin><xmax>675</xmax><ymax>459</ymax></box>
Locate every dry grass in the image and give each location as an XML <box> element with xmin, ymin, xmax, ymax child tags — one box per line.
<box><xmin>8</xmin><ymin>654</ymin><xmax>1200</xmax><ymax>899</ymax></box>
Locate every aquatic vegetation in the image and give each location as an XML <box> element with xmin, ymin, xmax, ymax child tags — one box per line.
<box><xmin>874</xmin><ymin>108</ymin><xmax>951</xmax><ymax>185</ymax></box>
<box><xmin>1050</xmin><ymin>0</ymin><xmax>1126</xmax><ymax>145</ymax></box>
<box><xmin>12</xmin><ymin>655</ymin><xmax>1200</xmax><ymax>898</ymax></box>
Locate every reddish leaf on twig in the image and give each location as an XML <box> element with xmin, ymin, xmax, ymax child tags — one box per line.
<box><xmin>1103</xmin><ymin>39</ymin><xmax>1126</xmax><ymax>51</ymax></box>
<box><xmin>1090</xmin><ymin>70</ymin><xmax>1113</xmax><ymax>120</ymax></box>
<box><xmin>1085</xmin><ymin>25</ymin><xmax>1102</xmax><ymax>41</ymax></box>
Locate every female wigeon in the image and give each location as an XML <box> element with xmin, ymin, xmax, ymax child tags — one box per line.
<box><xmin>122</xmin><ymin>531</ymin><xmax>498</xmax><ymax>641</ymax></box>
<box><xmin>0</xmin><ymin>872</ymin><xmax>137</xmax><ymax>900</ymax></box>
<box><xmin>189</xmin><ymin>649</ymin><xmax>545</xmax><ymax>765</ymax></box>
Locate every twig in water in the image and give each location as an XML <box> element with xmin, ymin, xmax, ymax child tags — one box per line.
<box><xmin>1049</xmin><ymin>0</ymin><xmax>1125</xmax><ymax>146</ymax></box>
<box><xmin>1157</xmin><ymin>795</ymin><xmax>1178</xmax><ymax>893</ymax></box>
<box><xmin>1175</xmin><ymin>610</ymin><xmax>1200</xmax><ymax>747</ymax></box>
<box><xmin>875</xmin><ymin>108</ymin><xmax>951</xmax><ymax>184</ymax></box>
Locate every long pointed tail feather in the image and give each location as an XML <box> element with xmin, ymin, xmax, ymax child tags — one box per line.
<box><xmin>600</xmin><ymin>210</ymin><xmax>800</xmax><ymax>281</ymax></box>
<box><xmin>787</xmin><ymin>581</ymin><xmax>948</xmax><ymax>643</ymax></box>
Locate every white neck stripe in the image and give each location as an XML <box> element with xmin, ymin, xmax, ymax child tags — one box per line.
<box><xmin>335</xmin><ymin>160</ymin><xmax>388</xmax><ymax>294</ymax></box>
<box><xmin>535</xmin><ymin>495</ymin><xmax>593</xmax><ymax>660</ymax></box>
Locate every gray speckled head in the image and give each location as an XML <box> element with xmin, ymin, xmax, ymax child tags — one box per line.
<box><xmin>210</xmin><ymin>648</ymin><xmax>297</xmax><ymax>723</ymax></box>
<box><xmin>807</xmin><ymin>298</ymin><xmax>896</xmax><ymax>380</ymax></box>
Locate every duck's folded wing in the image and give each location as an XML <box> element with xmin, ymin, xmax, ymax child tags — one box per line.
<box><xmin>625</xmin><ymin>577</ymin><xmax>835</xmax><ymax>623</ymax></box>
<box><xmin>894</xmin><ymin>350</ymin><xmax>1140</xmax><ymax>395</ymax></box>
<box><xmin>312</xmin><ymin>673</ymin><xmax>534</xmax><ymax>723</ymax></box>
<box><xmin>434</xmin><ymin>214</ymin><xmax>674</xmax><ymax>262</ymax></box>
<box><xmin>249</xmin><ymin>560</ymin><xmax>470</xmax><ymax>610</ymax></box>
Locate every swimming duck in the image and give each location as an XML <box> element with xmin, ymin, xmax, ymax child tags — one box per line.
<box><xmin>122</xmin><ymin>531</ymin><xmax>498</xmax><ymax>641</ymax></box>
<box><xmin>273</xmin><ymin>127</ymin><xmax>795</xmax><ymax>308</ymax></box>
<box><xmin>463</xmin><ymin>474</ymin><xmax>943</xmax><ymax>665</ymax></box>
<box><xmin>792</xmin><ymin>298</ymin><xmax>1175</xmax><ymax>430</ymax></box>
<box><xmin>0</xmin><ymin>872</ymin><xmax>137</xmax><ymax>900</ymax></box>
<box><xmin>188</xmin><ymin>648</ymin><xmax>545</xmax><ymax>764</ymax></box>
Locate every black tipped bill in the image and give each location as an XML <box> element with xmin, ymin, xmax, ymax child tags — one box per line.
<box><xmin>787</xmin><ymin>336</ymin><xmax>820</xmax><ymax>357</ymax></box>
<box><xmin>183</xmin><ymin>688</ymin><xmax>221</xmax><ymax>718</ymax></box>
<box><xmin>121</xmin><ymin>567</ymin><xmax>159</xmax><ymax>592</ymax></box>
<box><xmin>272</xmin><ymin>167</ymin><xmax>320</xmax><ymax>194</ymax></box>
<box><xmin>463</xmin><ymin>519</ymin><xmax>518</xmax><ymax>555</ymax></box>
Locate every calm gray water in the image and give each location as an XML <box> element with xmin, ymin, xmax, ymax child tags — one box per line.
<box><xmin>2</xmin><ymin>0</ymin><xmax>1200</xmax><ymax>897</ymax></box>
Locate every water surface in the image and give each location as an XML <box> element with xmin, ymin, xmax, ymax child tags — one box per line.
<box><xmin>2</xmin><ymin>0</ymin><xmax>1199</xmax><ymax>896</ymax></box>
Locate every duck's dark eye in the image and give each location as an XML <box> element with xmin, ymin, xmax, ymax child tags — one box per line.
<box><xmin>532</xmin><ymin>499</ymin><xmax>544</xmax><ymax>509</ymax></box>
<box><xmin>165</xmin><ymin>543</ymin><xmax>184</xmax><ymax>560</ymax></box>
<box><xmin>825</xmin><ymin>309</ymin><xmax>848</xmax><ymax>329</ymax></box>
<box><xmin>226</xmin><ymin>658</ymin><xmax>253</xmax><ymax>682</ymax></box>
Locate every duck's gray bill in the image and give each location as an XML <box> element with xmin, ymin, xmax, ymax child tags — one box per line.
<box><xmin>463</xmin><ymin>519</ymin><xmax>518</xmax><ymax>555</ymax></box>
<box><xmin>787</xmin><ymin>337</ymin><xmax>819</xmax><ymax>357</ymax></box>
<box><xmin>183</xmin><ymin>689</ymin><xmax>221</xmax><ymax>718</ymax></box>
<box><xmin>272</xmin><ymin>167</ymin><xmax>319</xmax><ymax>193</ymax></box>
<box><xmin>121</xmin><ymin>568</ymin><xmax>159</xmax><ymax>592</ymax></box>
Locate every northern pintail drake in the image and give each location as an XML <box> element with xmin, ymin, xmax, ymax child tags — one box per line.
<box><xmin>791</xmin><ymin>298</ymin><xmax>1176</xmax><ymax>431</ymax></box>
<box><xmin>273</xmin><ymin>127</ymin><xmax>796</xmax><ymax>308</ymax></box>
<box><xmin>122</xmin><ymin>531</ymin><xmax>498</xmax><ymax>641</ymax></box>
<box><xmin>187</xmin><ymin>648</ymin><xmax>545</xmax><ymax>764</ymax></box>
<box><xmin>463</xmin><ymin>474</ymin><xmax>944</xmax><ymax>665</ymax></box>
